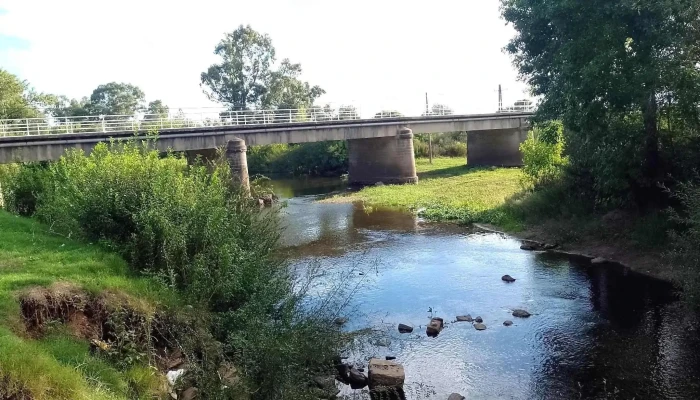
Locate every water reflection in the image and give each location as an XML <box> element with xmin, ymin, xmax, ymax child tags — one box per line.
<box><xmin>273</xmin><ymin>177</ymin><xmax>700</xmax><ymax>399</ymax></box>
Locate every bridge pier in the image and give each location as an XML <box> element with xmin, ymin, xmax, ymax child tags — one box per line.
<box><xmin>226</xmin><ymin>138</ymin><xmax>250</xmax><ymax>193</ymax></box>
<box><xmin>466</xmin><ymin>128</ymin><xmax>528</xmax><ymax>167</ymax></box>
<box><xmin>348</xmin><ymin>127</ymin><xmax>418</xmax><ymax>186</ymax></box>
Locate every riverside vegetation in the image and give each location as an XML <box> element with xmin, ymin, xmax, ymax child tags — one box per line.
<box><xmin>0</xmin><ymin>139</ymin><xmax>346</xmax><ymax>399</ymax></box>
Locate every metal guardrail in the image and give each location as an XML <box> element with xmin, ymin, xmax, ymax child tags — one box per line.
<box><xmin>0</xmin><ymin>105</ymin><xmax>534</xmax><ymax>138</ymax></box>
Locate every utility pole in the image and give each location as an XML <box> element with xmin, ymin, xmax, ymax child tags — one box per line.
<box><xmin>426</xmin><ymin>92</ymin><xmax>433</xmax><ymax>164</ymax></box>
<box><xmin>498</xmin><ymin>84</ymin><xmax>503</xmax><ymax>113</ymax></box>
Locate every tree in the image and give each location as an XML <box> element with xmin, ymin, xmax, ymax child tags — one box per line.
<box><xmin>201</xmin><ymin>25</ymin><xmax>275</xmax><ymax>110</ymax></box>
<box><xmin>0</xmin><ymin>69</ymin><xmax>44</xmax><ymax>119</ymax></box>
<box><xmin>47</xmin><ymin>95</ymin><xmax>91</xmax><ymax>118</ymax></box>
<box><xmin>87</xmin><ymin>82</ymin><xmax>145</xmax><ymax>116</ymax></box>
<box><xmin>374</xmin><ymin>110</ymin><xmax>403</xmax><ymax>118</ymax></box>
<box><xmin>261</xmin><ymin>59</ymin><xmax>325</xmax><ymax>110</ymax></box>
<box><xmin>147</xmin><ymin>100</ymin><xmax>169</xmax><ymax>117</ymax></box>
<box><xmin>501</xmin><ymin>0</ymin><xmax>700</xmax><ymax>204</ymax></box>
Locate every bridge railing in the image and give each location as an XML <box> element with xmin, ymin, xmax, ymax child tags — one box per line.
<box><xmin>0</xmin><ymin>107</ymin><xmax>369</xmax><ymax>138</ymax></box>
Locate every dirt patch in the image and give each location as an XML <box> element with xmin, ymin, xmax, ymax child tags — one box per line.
<box><xmin>0</xmin><ymin>375</ymin><xmax>32</xmax><ymax>400</ymax></box>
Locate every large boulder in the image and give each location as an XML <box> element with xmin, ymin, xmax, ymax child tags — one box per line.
<box><xmin>368</xmin><ymin>359</ymin><xmax>405</xmax><ymax>388</ymax></box>
<box><xmin>426</xmin><ymin>317</ymin><xmax>444</xmax><ymax>337</ymax></box>
<box><xmin>512</xmin><ymin>309</ymin><xmax>531</xmax><ymax>318</ymax></box>
<box><xmin>398</xmin><ymin>323</ymin><xmax>413</xmax><ymax>333</ymax></box>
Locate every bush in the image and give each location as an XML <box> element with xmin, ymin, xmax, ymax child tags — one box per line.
<box><xmin>667</xmin><ymin>181</ymin><xmax>700</xmax><ymax>307</ymax></box>
<box><xmin>520</xmin><ymin>122</ymin><xmax>567</xmax><ymax>188</ymax></box>
<box><xmin>0</xmin><ymin>162</ymin><xmax>51</xmax><ymax>216</ymax></box>
<box><xmin>413</xmin><ymin>132</ymin><xmax>467</xmax><ymax>158</ymax></box>
<box><xmin>0</xmin><ymin>139</ymin><xmax>345</xmax><ymax>398</ymax></box>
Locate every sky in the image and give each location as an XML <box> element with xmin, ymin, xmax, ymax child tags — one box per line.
<box><xmin>0</xmin><ymin>0</ymin><xmax>531</xmax><ymax>117</ymax></box>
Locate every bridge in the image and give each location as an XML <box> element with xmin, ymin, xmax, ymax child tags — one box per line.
<box><xmin>0</xmin><ymin>108</ymin><xmax>533</xmax><ymax>188</ymax></box>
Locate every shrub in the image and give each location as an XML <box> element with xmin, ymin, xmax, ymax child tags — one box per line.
<box><xmin>0</xmin><ymin>139</ymin><xmax>345</xmax><ymax>398</ymax></box>
<box><xmin>0</xmin><ymin>162</ymin><xmax>51</xmax><ymax>216</ymax></box>
<box><xmin>520</xmin><ymin>121</ymin><xmax>567</xmax><ymax>188</ymax></box>
<box><xmin>667</xmin><ymin>181</ymin><xmax>700</xmax><ymax>307</ymax></box>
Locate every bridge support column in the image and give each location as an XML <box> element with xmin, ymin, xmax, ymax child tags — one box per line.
<box><xmin>226</xmin><ymin>138</ymin><xmax>250</xmax><ymax>193</ymax></box>
<box><xmin>348</xmin><ymin>127</ymin><xmax>418</xmax><ymax>186</ymax></box>
<box><xmin>466</xmin><ymin>128</ymin><xmax>528</xmax><ymax>167</ymax></box>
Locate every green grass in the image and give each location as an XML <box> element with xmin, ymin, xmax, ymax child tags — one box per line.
<box><xmin>0</xmin><ymin>210</ymin><xmax>175</xmax><ymax>399</ymax></box>
<box><xmin>324</xmin><ymin>158</ymin><xmax>524</xmax><ymax>228</ymax></box>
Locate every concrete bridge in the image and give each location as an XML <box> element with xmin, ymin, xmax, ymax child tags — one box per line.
<box><xmin>0</xmin><ymin>111</ymin><xmax>532</xmax><ymax>188</ymax></box>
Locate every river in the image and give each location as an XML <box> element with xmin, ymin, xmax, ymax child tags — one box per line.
<box><xmin>271</xmin><ymin>177</ymin><xmax>700</xmax><ymax>400</ymax></box>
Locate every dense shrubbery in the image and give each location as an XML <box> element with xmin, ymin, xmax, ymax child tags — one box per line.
<box><xmin>0</xmin><ymin>139</ymin><xmax>343</xmax><ymax>398</ymax></box>
<box><xmin>519</xmin><ymin>121</ymin><xmax>567</xmax><ymax>188</ymax></box>
<box><xmin>414</xmin><ymin>132</ymin><xmax>467</xmax><ymax>158</ymax></box>
<box><xmin>667</xmin><ymin>182</ymin><xmax>700</xmax><ymax>305</ymax></box>
<box><xmin>248</xmin><ymin>141</ymin><xmax>348</xmax><ymax>176</ymax></box>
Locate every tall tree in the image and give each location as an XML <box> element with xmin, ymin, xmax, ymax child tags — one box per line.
<box><xmin>201</xmin><ymin>25</ymin><xmax>275</xmax><ymax>110</ymax></box>
<box><xmin>47</xmin><ymin>95</ymin><xmax>91</xmax><ymax>118</ymax></box>
<box><xmin>147</xmin><ymin>100</ymin><xmax>169</xmax><ymax>116</ymax></box>
<box><xmin>0</xmin><ymin>69</ymin><xmax>46</xmax><ymax>119</ymax></box>
<box><xmin>87</xmin><ymin>82</ymin><xmax>146</xmax><ymax>115</ymax></box>
<box><xmin>501</xmin><ymin>0</ymin><xmax>700</xmax><ymax>203</ymax></box>
<box><xmin>261</xmin><ymin>59</ymin><xmax>325</xmax><ymax>110</ymax></box>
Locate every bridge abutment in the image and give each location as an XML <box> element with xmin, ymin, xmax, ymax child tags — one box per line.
<box><xmin>466</xmin><ymin>128</ymin><xmax>528</xmax><ymax>167</ymax></box>
<box><xmin>226</xmin><ymin>138</ymin><xmax>250</xmax><ymax>193</ymax></box>
<box><xmin>348</xmin><ymin>127</ymin><xmax>418</xmax><ymax>186</ymax></box>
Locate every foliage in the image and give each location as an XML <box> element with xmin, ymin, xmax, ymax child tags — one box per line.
<box><xmin>338</xmin><ymin>104</ymin><xmax>360</xmax><ymax>120</ymax></box>
<box><xmin>0</xmin><ymin>140</ymin><xmax>345</xmax><ymax>398</ymax></box>
<box><xmin>248</xmin><ymin>141</ymin><xmax>348</xmax><ymax>177</ymax></box>
<box><xmin>501</xmin><ymin>0</ymin><xmax>700</xmax><ymax>206</ymax></box>
<box><xmin>520</xmin><ymin>122</ymin><xmax>567</xmax><ymax>188</ymax></box>
<box><xmin>667</xmin><ymin>181</ymin><xmax>700</xmax><ymax>306</ymax></box>
<box><xmin>146</xmin><ymin>100</ymin><xmax>169</xmax><ymax>117</ymax></box>
<box><xmin>0</xmin><ymin>69</ymin><xmax>51</xmax><ymax>119</ymax></box>
<box><xmin>0</xmin><ymin>162</ymin><xmax>50</xmax><ymax>216</ymax></box>
<box><xmin>201</xmin><ymin>25</ymin><xmax>325</xmax><ymax>112</ymax></box>
<box><xmin>87</xmin><ymin>82</ymin><xmax>146</xmax><ymax>116</ymax></box>
<box><xmin>413</xmin><ymin>132</ymin><xmax>467</xmax><ymax>158</ymax></box>
<box><xmin>47</xmin><ymin>95</ymin><xmax>91</xmax><ymax>118</ymax></box>
<box><xmin>374</xmin><ymin>110</ymin><xmax>403</xmax><ymax>118</ymax></box>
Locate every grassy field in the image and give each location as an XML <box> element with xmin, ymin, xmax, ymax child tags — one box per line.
<box><xmin>325</xmin><ymin>158</ymin><xmax>524</xmax><ymax>228</ymax></box>
<box><xmin>0</xmin><ymin>211</ymin><xmax>176</xmax><ymax>399</ymax></box>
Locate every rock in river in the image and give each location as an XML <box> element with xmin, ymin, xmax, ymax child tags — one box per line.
<box><xmin>501</xmin><ymin>274</ymin><xmax>516</xmax><ymax>283</ymax></box>
<box><xmin>512</xmin><ymin>309</ymin><xmax>531</xmax><ymax>318</ymax></box>
<box><xmin>448</xmin><ymin>394</ymin><xmax>466</xmax><ymax>400</ymax></box>
<box><xmin>398</xmin><ymin>323</ymin><xmax>413</xmax><ymax>333</ymax></box>
<box><xmin>474</xmin><ymin>316</ymin><xmax>483</xmax><ymax>323</ymax></box>
<box><xmin>503</xmin><ymin>320</ymin><xmax>513</xmax><ymax>326</ymax></box>
<box><xmin>426</xmin><ymin>317</ymin><xmax>444</xmax><ymax>337</ymax></box>
<box><xmin>474</xmin><ymin>323</ymin><xmax>487</xmax><ymax>330</ymax></box>
<box><xmin>368</xmin><ymin>358</ymin><xmax>405</xmax><ymax>388</ymax></box>
<box><xmin>348</xmin><ymin>367</ymin><xmax>368</xmax><ymax>388</ymax></box>
<box><xmin>456</xmin><ymin>315</ymin><xmax>473</xmax><ymax>322</ymax></box>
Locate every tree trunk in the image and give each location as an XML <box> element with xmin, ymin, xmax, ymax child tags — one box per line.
<box><xmin>642</xmin><ymin>92</ymin><xmax>660</xmax><ymax>182</ymax></box>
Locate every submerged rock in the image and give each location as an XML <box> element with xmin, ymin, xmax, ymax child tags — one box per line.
<box><xmin>334</xmin><ymin>317</ymin><xmax>348</xmax><ymax>326</ymax></box>
<box><xmin>448</xmin><ymin>394</ymin><xmax>466</xmax><ymax>400</ymax></box>
<box><xmin>503</xmin><ymin>320</ymin><xmax>513</xmax><ymax>326</ymax></box>
<box><xmin>520</xmin><ymin>243</ymin><xmax>537</xmax><ymax>251</ymax></box>
<box><xmin>368</xmin><ymin>358</ymin><xmax>405</xmax><ymax>388</ymax></box>
<box><xmin>386</xmin><ymin>356</ymin><xmax>397</xmax><ymax>361</ymax></box>
<box><xmin>501</xmin><ymin>274</ymin><xmax>516</xmax><ymax>283</ymax></box>
<box><xmin>426</xmin><ymin>317</ymin><xmax>444</xmax><ymax>337</ymax></box>
<box><xmin>456</xmin><ymin>315</ymin><xmax>473</xmax><ymax>322</ymax></box>
<box><xmin>512</xmin><ymin>309</ymin><xmax>531</xmax><ymax>318</ymax></box>
<box><xmin>398</xmin><ymin>323</ymin><xmax>413</xmax><ymax>333</ymax></box>
<box><xmin>474</xmin><ymin>323</ymin><xmax>487</xmax><ymax>330</ymax></box>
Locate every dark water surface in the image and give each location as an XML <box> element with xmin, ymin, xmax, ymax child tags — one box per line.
<box><xmin>272</xmin><ymin>178</ymin><xmax>700</xmax><ymax>400</ymax></box>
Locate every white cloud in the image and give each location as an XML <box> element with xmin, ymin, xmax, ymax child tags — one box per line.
<box><xmin>0</xmin><ymin>0</ymin><xmax>530</xmax><ymax>115</ymax></box>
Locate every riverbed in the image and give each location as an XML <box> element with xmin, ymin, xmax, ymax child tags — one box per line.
<box><xmin>272</xmin><ymin>177</ymin><xmax>700</xmax><ymax>400</ymax></box>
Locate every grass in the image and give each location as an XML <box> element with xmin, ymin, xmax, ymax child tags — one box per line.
<box><xmin>324</xmin><ymin>158</ymin><xmax>524</xmax><ymax>228</ymax></box>
<box><xmin>0</xmin><ymin>210</ymin><xmax>176</xmax><ymax>399</ymax></box>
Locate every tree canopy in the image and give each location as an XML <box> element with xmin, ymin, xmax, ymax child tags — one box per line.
<box><xmin>0</xmin><ymin>69</ymin><xmax>51</xmax><ymax>119</ymax></box>
<box><xmin>501</xmin><ymin>0</ymin><xmax>700</xmax><ymax>204</ymax></box>
<box><xmin>201</xmin><ymin>25</ymin><xmax>325</xmax><ymax>111</ymax></box>
<box><xmin>87</xmin><ymin>82</ymin><xmax>146</xmax><ymax>116</ymax></box>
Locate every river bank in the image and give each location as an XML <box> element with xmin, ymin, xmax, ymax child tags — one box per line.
<box><xmin>322</xmin><ymin>158</ymin><xmax>672</xmax><ymax>283</ymax></box>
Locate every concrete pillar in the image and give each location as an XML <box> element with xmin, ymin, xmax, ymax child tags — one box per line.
<box><xmin>348</xmin><ymin>127</ymin><xmax>418</xmax><ymax>186</ymax></box>
<box><xmin>466</xmin><ymin>128</ymin><xmax>528</xmax><ymax>167</ymax></box>
<box><xmin>226</xmin><ymin>138</ymin><xmax>250</xmax><ymax>192</ymax></box>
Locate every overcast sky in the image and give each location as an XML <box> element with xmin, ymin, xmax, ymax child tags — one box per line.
<box><xmin>0</xmin><ymin>0</ymin><xmax>531</xmax><ymax>116</ymax></box>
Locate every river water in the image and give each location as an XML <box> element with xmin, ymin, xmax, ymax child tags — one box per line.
<box><xmin>272</xmin><ymin>177</ymin><xmax>700</xmax><ymax>400</ymax></box>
